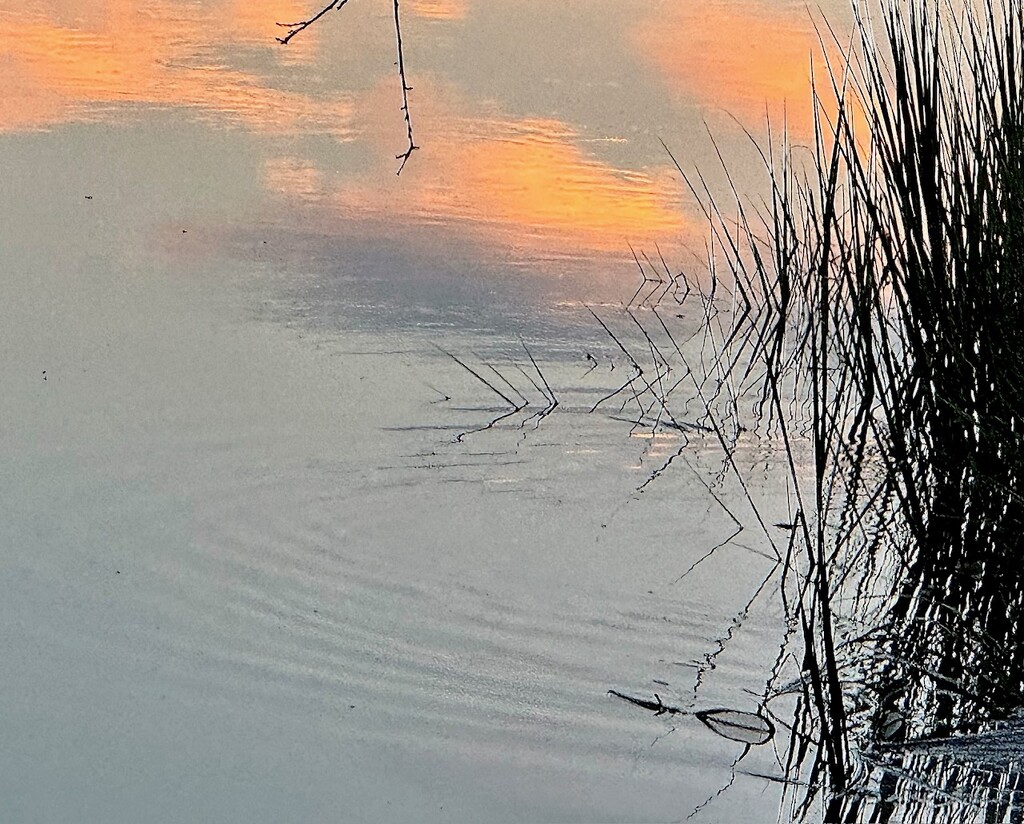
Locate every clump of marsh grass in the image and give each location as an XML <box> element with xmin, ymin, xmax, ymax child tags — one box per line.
<box><xmin>594</xmin><ymin>0</ymin><xmax>1023</xmax><ymax>819</ymax></box>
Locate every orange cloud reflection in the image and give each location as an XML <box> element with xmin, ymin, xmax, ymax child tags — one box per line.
<box><xmin>5</xmin><ymin>0</ymin><xmax>690</xmax><ymax>267</ymax></box>
<box><xmin>0</xmin><ymin>0</ymin><xmax>338</xmax><ymax>133</ymax></box>
<box><xmin>267</xmin><ymin>88</ymin><xmax>690</xmax><ymax>263</ymax></box>
<box><xmin>635</xmin><ymin>2</ymin><xmax>821</xmax><ymax>133</ymax></box>
<box><xmin>227</xmin><ymin>0</ymin><xmax>324</xmax><ymax>58</ymax></box>
<box><xmin>434</xmin><ymin>127</ymin><xmax>685</xmax><ymax>254</ymax></box>
<box><xmin>406</xmin><ymin>0</ymin><xmax>467</xmax><ymax>21</ymax></box>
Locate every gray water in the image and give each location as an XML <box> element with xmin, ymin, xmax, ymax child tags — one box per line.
<box><xmin>1</xmin><ymin>1</ymin><xmax>850</xmax><ymax>820</ymax></box>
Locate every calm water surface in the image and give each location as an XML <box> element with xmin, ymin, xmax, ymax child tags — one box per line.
<box><xmin>2</xmin><ymin>1</ymin><xmax>849</xmax><ymax>821</ymax></box>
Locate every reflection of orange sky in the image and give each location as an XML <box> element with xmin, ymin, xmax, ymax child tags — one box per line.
<box><xmin>406</xmin><ymin>0</ymin><xmax>467</xmax><ymax>21</ymax></box>
<box><xmin>635</xmin><ymin>2</ymin><xmax>821</xmax><ymax>133</ymax></box>
<box><xmin>266</xmin><ymin>88</ymin><xmax>689</xmax><ymax>260</ymax></box>
<box><xmin>0</xmin><ymin>0</ymin><xmax>342</xmax><ymax>133</ymax></box>
<box><xmin>428</xmin><ymin>129</ymin><xmax>685</xmax><ymax>254</ymax></box>
<box><xmin>2</xmin><ymin>0</ymin><xmax>689</xmax><ymax>263</ymax></box>
<box><xmin>0</xmin><ymin>0</ymin><xmax>470</xmax><ymax>135</ymax></box>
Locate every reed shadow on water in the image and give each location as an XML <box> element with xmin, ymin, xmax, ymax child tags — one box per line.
<box><xmin>577</xmin><ymin>0</ymin><xmax>1024</xmax><ymax>819</ymax></box>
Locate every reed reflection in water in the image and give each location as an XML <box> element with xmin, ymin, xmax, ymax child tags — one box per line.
<box><xmin>550</xmin><ymin>1</ymin><xmax>1024</xmax><ymax>820</ymax></box>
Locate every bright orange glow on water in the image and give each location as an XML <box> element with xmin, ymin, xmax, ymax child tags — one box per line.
<box><xmin>264</xmin><ymin>95</ymin><xmax>689</xmax><ymax>261</ymax></box>
<box><xmin>227</xmin><ymin>0</ymin><xmax>325</xmax><ymax>54</ymax></box>
<box><xmin>448</xmin><ymin>132</ymin><xmax>684</xmax><ymax>251</ymax></box>
<box><xmin>406</xmin><ymin>0</ymin><xmax>467</xmax><ymax>21</ymax></box>
<box><xmin>0</xmin><ymin>0</ymin><xmax>332</xmax><ymax>132</ymax></box>
<box><xmin>635</xmin><ymin>2</ymin><xmax>821</xmax><ymax>134</ymax></box>
<box><xmin>0</xmin><ymin>0</ymin><xmax>853</xmax><ymax>268</ymax></box>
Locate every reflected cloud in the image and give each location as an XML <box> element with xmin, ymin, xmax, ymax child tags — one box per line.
<box><xmin>406</xmin><ymin>0</ymin><xmax>467</xmax><ymax>21</ymax></box>
<box><xmin>226</xmin><ymin>0</ymin><xmax>324</xmax><ymax>58</ymax></box>
<box><xmin>0</xmin><ymin>0</ymin><xmax>341</xmax><ymax>133</ymax></box>
<box><xmin>6</xmin><ymin>0</ymin><xmax>828</xmax><ymax>273</ymax></box>
<box><xmin>407</xmin><ymin>120</ymin><xmax>687</xmax><ymax>257</ymax></box>
<box><xmin>264</xmin><ymin>84</ymin><xmax>690</xmax><ymax>263</ymax></box>
<box><xmin>634</xmin><ymin>2</ymin><xmax>821</xmax><ymax>133</ymax></box>
<box><xmin>2</xmin><ymin>55</ymin><xmax>68</xmax><ymax>131</ymax></box>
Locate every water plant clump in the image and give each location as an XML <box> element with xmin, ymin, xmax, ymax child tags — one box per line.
<box><xmin>590</xmin><ymin>0</ymin><xmax>1023</xmax><ymax>818</ymax></box>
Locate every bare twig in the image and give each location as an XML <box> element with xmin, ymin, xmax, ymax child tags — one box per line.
<box><xmin>277</xmin><ymin>0</ymin><xmax>418</xmax><ymax>174</ymax></box>
<box><xmin>276</xmin><ymin>0</ymin><xmax>351</xmax><ymax>44</ymax></box>
<box><xmin>390</xmin><ymin>0</ymin><xmax>418</xmax><ymax>174</ymax></box>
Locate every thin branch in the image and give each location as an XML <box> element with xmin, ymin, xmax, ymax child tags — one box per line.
<box><xmin>391</xmin><ymin>0</ymin><xmax>418</xmax><ymax>174</ymax></box>
<box><xmin>277</xmin><ymin>0</ymin><xmax>418</xmax><ymax>174</ymax></box>
<box><xmin>276</xmin><ymin>0</ymin><xmax>351</xmax><ymax>45</ymax></box>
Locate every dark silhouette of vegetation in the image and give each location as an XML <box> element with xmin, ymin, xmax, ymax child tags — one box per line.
<box><xmin>588</xmin><ymin>0</ymin><xmax>1024</xmax><ymax>819</ymax></box>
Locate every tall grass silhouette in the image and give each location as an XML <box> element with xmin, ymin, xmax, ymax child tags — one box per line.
<box><xmin>592</xmin><ymin>0</ymin><xmax>1024</xmax><ymax>818</ymax></box>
